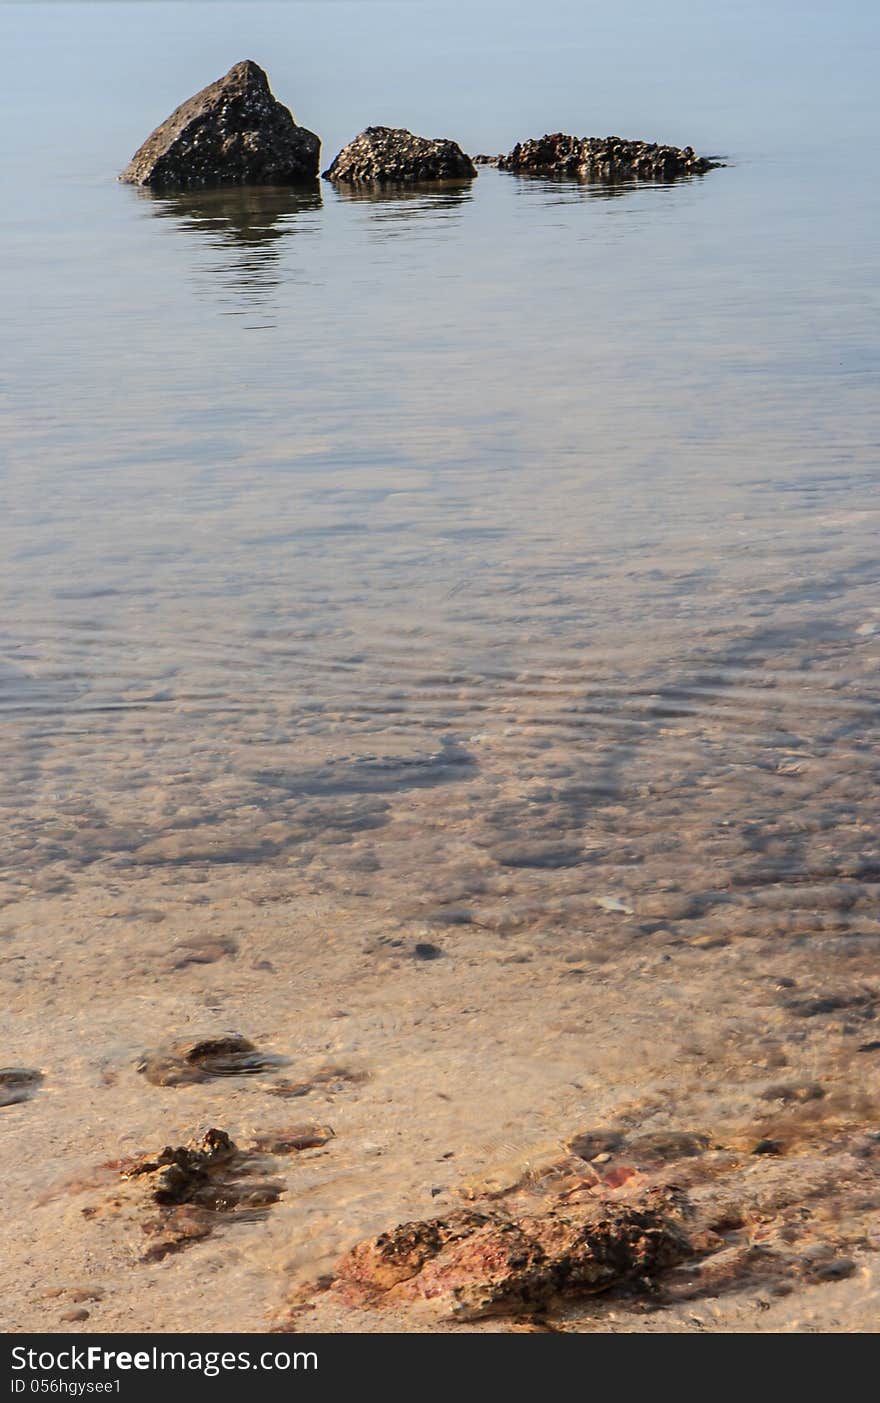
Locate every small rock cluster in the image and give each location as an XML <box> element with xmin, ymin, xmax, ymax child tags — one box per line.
<box><xmin>497</xmin><ymin>132</ymin><xmax>719</xmax><ymax>179</ymax></box>
<box><xmin>120</xmin><ymin>62</ymin><xmax>721</xmax><ymax>192</ymax></box>
<box><xmin>323</xmin><ymin>127</ymin><xmax>476</xmax><ymax>185</ymax></box>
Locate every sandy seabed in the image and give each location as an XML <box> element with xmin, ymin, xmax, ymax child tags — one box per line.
<box><xmin>2</xmin><ymin>617</ymin><xmax>879</xmax><ymax>1334</ymax></box>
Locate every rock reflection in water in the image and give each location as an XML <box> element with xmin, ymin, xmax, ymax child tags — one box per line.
<box><xmin>509</xmin><ymin>171</ymin><xmax>708</xmax><ymax>204</ymax></box>
<box><xmin>135</xmin><ymin>183</ymin><xmax>323</xmax><ymax>304</ymax></box>
<box><xmin>327</xmin><ymin>179</ymin><xmax>474</xmax><ymax>231</ymax></box>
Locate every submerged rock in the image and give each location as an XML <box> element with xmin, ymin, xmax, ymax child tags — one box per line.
<box><xmin>122</xmin><ymin>1128</ymin><xmax>240</xmax><ymax>1206</ymax></box>
<box><xmin>72</xmin><ymin>1125</ymin><xmax>334</xmax><ymax>1263</ymax></box>
<box><xmin>0</xmin><ymin>1067</ymin><xmax>42</xmax><ymax>1108</ymax></box>
<box><xmin>332</xmin><ymin>1198</ymin><xmax>690</xmax><ymax>1318</ymax></box>
<box><xmin>323</xmin><ymin>127</ymin><xmax>476</xmax><ymax>185</ymax></box>
<box><xmin>120</xmin><ymin>60</ymin><xmax>320</xmax><ymax>188</ymax></box>
<box><xmin>250</xmin><ymin>1124</ymin><xmax>335</xmax><ymax>1154</ymax></box>
<box><xmin>497</xmin><ymin>133</ymin><xmax>720</xmax><ymax>180</ymax></box>
<box><xmin>121</xmin><ymin>1129</ymin><xmax>284</xmax><ymax>1261</ymax></box>
<box><xmin>281</xmin><ymin>1113</ymin><xmax>880</xmax><ymax>1327</ymax></box>
<box><xmin>138</xmin><ymin>1033</ymin><xmax>284</xmax><ymax>1086</ymax></box>
<box><xmin>264</xmin><ymin>1065</ymin><xmax>369</xmax><ymax>1099</ymax></box>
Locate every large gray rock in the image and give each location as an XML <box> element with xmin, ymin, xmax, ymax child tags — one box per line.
<box><xmin>497</xmin><ymin>133</ymin><xmax>720</xmax><ymax>180</ymax></box>
<box><xmin>120</xmin><ymin>61</ymin><xmax>320</xmax><ymax>188</ymax></box>
<box><xmin>323</xmin><ymin>127</ymin><xmax>476</xmax><ymax>185</ymax></box>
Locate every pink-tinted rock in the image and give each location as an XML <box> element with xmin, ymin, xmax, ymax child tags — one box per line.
<box><xmin>334</xmin><ymin>1200</ymin><xmax>690</xmax><ymax>1318</ymax></box>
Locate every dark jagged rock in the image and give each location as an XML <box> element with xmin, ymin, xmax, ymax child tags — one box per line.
<box><xmin>120</xmin><ymin>61</ymin><xmax>320</xmax><ymax>189</ymax></box>
<box><xmin>323</xmin><ymin>127</ymin><xmax>476</xmax><ymax>185</ymax></box>
<box><xmin>123</xmin><ymin>1128</ymin><xmax>240</xmax><ymax>1206</ymax></box>
<box><xmin>497</xmin><ymin>133</ymin><xmax>720</xmax><ymax>181</ymax></box>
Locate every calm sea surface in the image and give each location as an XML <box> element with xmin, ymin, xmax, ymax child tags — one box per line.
<box><xmin>1</xmin><ymin>0</ymin><xmax>879</xmax><ymax>926</ymax></box>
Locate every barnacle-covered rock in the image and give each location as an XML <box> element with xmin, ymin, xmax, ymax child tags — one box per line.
<box><xmin>497</xmin><ymin>133</ymin><xmax>720</xmax><ymax>180</ymax></box>
<box><xmin>324</xmin><ymin>127</ymin><xmax>476</xmax><ymax>185</ymax></box>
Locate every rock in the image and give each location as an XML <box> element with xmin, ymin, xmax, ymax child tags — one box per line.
<box><xmin>250</xmin><ymin>1124</ymin><xmax>335</xmax><ymax>1154</ymax></box>
<box><xmin>332</xmin><ymin>1198</ymin><xmax>691</xmax><ymax>1318</ymax></box>
<box><xmin>496</xmin><ymin>133</ymin><xmax>720</xmax><ymax>181</ymax></box>
<box><xmin>120</xmin><ymin>1128</ymin><xmax>285</xmax><ymax>1261</ymax></box>
<box><xmin>752</xmin><ymin>1138</ymin><xmax>783</xmax><ymax>1156</ymax></box>
<box><xmin>121</xmin><ymin>1128</ymin><xmax>240</xmax><ymax>1205</ymax></box>
<box><xmin>323</xmin><ymin>127</ymin><xmax>476</xmax><ymax>185</ymax></box>
<box><xmin>413</xmin><ymin>942</ymin><xmax>444</xmax><ymax>960</ymax></box>
<box><xmin>80</xmin><ymin>1123</ymin><xmax>338</xmax><ymax>1265</ymax></box>
<box><xmin>0</xmin><ymin>1067</ymin><xmax>42</xmax><ymax>1107</ymax></box>
<box><xmin>120</xmin><ymin>60</ymin><xmax>320</xmax><ymax>188</ymax></box>
<box><xmin>138</xmin><ymin>1033</ymin><xmax>284</xmax><ymax>1086</ymax></box>
<box><xmin>263</xmin><ymin>1065</ymin><xmax>369</xmax><ymax>1098</ymax></box>
<box><xmin>282</xmin><ymin>1114</ymin><xmax>880</xmax><ymax>1327</ymax></box>
<box><xmin>567</xmin><ymin>1129</ymin><xmax>624</xmax><ymax>1162</ymax></box>
<box><xmin>759</xmin><ymin>1083</ymin><xmax>826</xmax><ymax>1105</ymax></box>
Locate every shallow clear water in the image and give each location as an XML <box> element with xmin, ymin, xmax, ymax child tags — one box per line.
<box><xmin>1</xmin><ymin>0</ymin><xmax>879</xmax><ymax>930</ymax></box>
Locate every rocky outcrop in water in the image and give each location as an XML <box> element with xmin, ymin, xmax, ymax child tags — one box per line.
<box><xmin>323</xmin><ymin>127</ymin><xmax>476</xmax><ymax>184</ymax></box>
<box><xmin>120</xmin><ymin>61</ymin><xmax>320</xmax><ymax>188</ymax></box>
<box><xmin>331</xmin><ymin>1197</ymin><xmax>689</xmax><ymax>1318</ymax></box>
<box><xmin>497</xmin><ymin>133</ymin><xmax>720</xmax><ymax>180</ymax></box>
<box><xmin>285</xmin><ymin>1115</ymin><xmax>880</xmax><ymax>1329</ymax></box>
